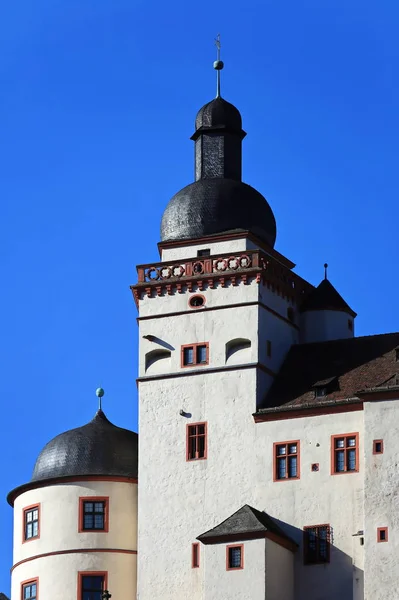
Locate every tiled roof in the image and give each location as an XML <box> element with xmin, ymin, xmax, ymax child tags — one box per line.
<box><xmin>258</xmin><ymin>332</ymin><xmax>399</xmax><ymax>411</ymax></box>
<box><xmin>197</xmin><ymin>504</ymin><xmax>296</xmax><ymax>547</ymax></box>
<box><xmin>300</xmin><ymin>278</ymin><xmax>356</xmax><ymax>317</ymax></box>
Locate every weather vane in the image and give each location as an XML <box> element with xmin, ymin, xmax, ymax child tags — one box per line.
<box><xmin>214</xmin><ymin>33</ymin><xmax>224</xmax><ymax>98</ymax></box>
<box><xmin>96</xmin><ymin>387</ymin><xmax>105</xmax><ymax>410</ymax></box>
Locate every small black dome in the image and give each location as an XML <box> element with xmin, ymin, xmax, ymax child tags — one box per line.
<box><xmin>31</xmin><ymin>409</ymin><xmax>138</xmax><ymax>481</ymax></box>
<box><xmin>161</xmin><ymin>178</ymin><xmax>276</xmax><ymax>248</ymax></box>
<box><xmin>195</xmin><ymin>97</ymin><xmax>242</xmax><ymax>131</ymax></box>
<box><xmin>300</xmin><ymin>279</ymin><xmax>356</xmax><ymax>317</ymax></box>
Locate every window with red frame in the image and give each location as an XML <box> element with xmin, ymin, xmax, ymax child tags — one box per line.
<box><xmin>187</xmin><ymin>423</ymin><xmax>207</xmax><ymax>460</ymax></box>
<box><xmin>79</xmin><ymin>574</ymin><xmax>106</xmax><ymax>600</ymax></box>
<box><xmin>332</xmin><ymin>434</ymin><xmax>358</xmax><ymax>473</ymax></box>
<box><xmin>192</xmin><ymin>543</ymin><xmax>200</xmax><ymax>567</ymax></box>
<box><xmin>227</xmin><ymin>545</ymin><xmax>243</xmax><ymax>570</ymax></box>
<box><xmin>274</xmin><ymin>441</ymin><xmax>300</xmax><ymax>480</ymax></box>
<box><xmin>304</xmin><ymin>525</ymin><xmax>331</xmax><ymax>564</ymax></box>
<box><xmin>377</xmin><ymin>527</ymin><xmax>388</xmax><ymax>542</ymax></box>
<box><xmin>24</xmin><ymin>506</ymin><xmax>39</xmax><ymax>541</ymax></box>
<box><xmin>182</xmin><ymin>343</ymin><xmax>209</xmax><ymax>367</ymax></box>
<box><xmin>22</xmin><ymin>581</ymin><xmax>37</xmax><ymax>600</ymax></box>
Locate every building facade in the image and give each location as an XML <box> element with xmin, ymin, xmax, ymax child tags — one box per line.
<box><xmin>7</xmin><ymin>63</ymin><xmax>399</xmax><ymax>600</ymax></box>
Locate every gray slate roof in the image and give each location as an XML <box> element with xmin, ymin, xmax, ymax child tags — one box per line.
<box><xmin>0</xmin><ymin>593</ymin><xmax>10</xmax><ymax>600</ymax></box>
<box><xmin>197</xmin><ymin>504</ymin><xmax>296</xmax><ymax>547</ymax></box>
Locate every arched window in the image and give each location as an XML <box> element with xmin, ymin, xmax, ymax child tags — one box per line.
<box><xmin>225</xmin><ymin>338</ymin><xmax>251</xmax><ymax>365</ymax></box>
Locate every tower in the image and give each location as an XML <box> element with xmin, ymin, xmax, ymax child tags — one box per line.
<box><xmin>7</xmin><ymin>402</ymin><xmax>138</xmax><ymax>600</ymax></box>
<box><xmin>132</xmin><ymin>55</ymin><xmax>312</xmax><ymax>600</ymax></box>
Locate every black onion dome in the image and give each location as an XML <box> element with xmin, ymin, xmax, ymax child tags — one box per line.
<box><xmin>161</xmin><ymin>178</ymin><xmax>277</xmax><ymax>248</ymax></box>
<box><xmin>195</xmin><ymin>97</ymin><xmax>243</xmax><ymax>131</ymax></box>
<box><xmin>31</xmin><ymin>409</ymin><xmax>138</xmax><ymax>481</ymax></box>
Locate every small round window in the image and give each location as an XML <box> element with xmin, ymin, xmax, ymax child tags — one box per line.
<box><xmin>189</xmin><ymin>295</ymin><xmax>205</xmax><ymax>309</ymax></box>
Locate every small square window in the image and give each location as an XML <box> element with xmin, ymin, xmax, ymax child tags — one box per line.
<box><xmin>79</xmin><ymin>498</ymin><xmax>109</xmax><ymax>532</ymax></box>
<box><xmin>227</xmin><ymin>545</ymin><xmax>243</xmax><ymax>570</ymax></box>
<box><xmin>274</xmin><ymin>441</ymin><xmax>300</xmax><ymax>480</ymax></box>
<box><xmin>304</xmin><ymin>525</ymin><xmax>331</xmax><ymax>564</ymax></box>
<box><xmin>181</xmin><ymin>343</ymin><xmax>209</xmax><ymax>367</ymax></box>
<box><xmin>373</xmin><ymin>440</ymin><xmax>384</xmax><ymax>454</ymax></box>
<box><xmin>24</xmin><ymin>506</ymin><xmax>40</xmax><ymax>541</ymax></box>
<box><xmin>22</xmin><ymin>581</ymin><xmax>38</xmax><ymax>600</ymax></box>
<box><xmin>197</xmin><ymin>249</ymin><xmax>210</xmax><ymax>257</ymax></box>
<box><xmin>187</xmin><ymin>423</ymin><xmax>207</xmax><ymax>461</ymax></box>
<box><xmin>79</xmin><ymin>573</ymin><xmax>106</xmax><ymax>600</ymax></box>
<box><xmin>377</xmin><ymin>527</ymin><xmax>388</xmax><ymax>543</ymax></box>
<box><xmin>315</xmin><ymin>387</ymin><xmax>326</xmax><ymax>398</ymax></box>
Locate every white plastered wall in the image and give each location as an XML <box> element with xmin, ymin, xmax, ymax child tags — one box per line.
<box><xmin>300</xmin><ymin>310</ymin><xmax>354</xmax><ymax>343</ymax></box>
<box><xmin>363</xmin><ymin>398</ymin><xmax>399</xmax><ymax>600</ymax></box>
<box><xmin>161</xmin><ymin>238</ymin><xmax>260</xmax><ymax>262</ymax></box>
<box><xmin>265</xmin><ymin>537</ymin><xmax>294</xmax><ymax>600</ymax></box>
<box><xmin>12</xmin><ymin>480</ymin><xmax>137</xmax><ymax>600</ymax></box>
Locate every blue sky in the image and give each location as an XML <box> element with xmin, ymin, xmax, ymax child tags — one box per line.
<box><xmin>1</xmin><ymin>0</ymin><xmax>398</xmax><ymax>593</ymax></box>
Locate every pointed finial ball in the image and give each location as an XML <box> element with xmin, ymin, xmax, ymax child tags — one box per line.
<box><xmin>324</xmin><ymin>263</ymin><xmax>328</xmax><ymax>269</ymax></box>
<box><xmin>213</xmin><ymin>60</ymin><xmax>224</xmax><ymax>70</ymax></box>
<box><xmin>96</xmin><ymin>387</ymin><xmax>104</xmax><ymax>398</ymax></box>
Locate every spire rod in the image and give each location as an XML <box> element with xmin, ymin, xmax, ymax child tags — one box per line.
<box><xmin>324</xmin><ymin>263</ymin><xmax>328</xmax><ymax>280</ymax></box>
<box><xmin>213</xmin><ymin>33</ymin><xmax>224</xmax><ymax>98</ymax></box>
<box><xmin>96</xmin><ymin>387</ymin><xmax>105</xmax><ymax>410</ymax></box>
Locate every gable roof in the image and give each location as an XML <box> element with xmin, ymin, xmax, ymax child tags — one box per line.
<box><xmin>300</xmin><ymin>278</ymin><xmax>356</xmax><ymax>317</ymax></box>
<box><xmin>197</xmin><ymin>504</ymin><xmax>297</xmax><ymax>550</ymax></box>
<box><xmin>258</xmin><ymin>332</ymin><xmax>399</xmax><ymax>413</ymax></box>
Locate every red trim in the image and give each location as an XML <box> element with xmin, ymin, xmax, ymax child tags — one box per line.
<box><xmin>331</xmin><ymin>432</ymin><xmax>359</xmax><ymax>475</ymax></box>
<box><xmin>186</xmin><ymin>422</ymin><xmax>207</xmax><ymax>461</ymax></box>
<box><xmin>254</xmin><ymin>401</ymin><xmax>363</xmax><ymax>423</ymax></box>
<box><xmin>377</xmin><ymin>527</ymin><xmax>388</xmax><ymax>543</ymax></box>
<box><xmin>273</xmin><ymin>440</ymin><xmax>300</xmax><ymax>482</ymax></box>
<box><xmin>77</xmin><ymin>571</ymin><xmax>107</xmax><ymax>600</ymax></box>
<box><xmin>192</xmin><ymin>543</ymin><xmax>200</xmax><ymax>568</ymax></box>
<box><xmin>12</xmin><ymin>548</ymin><xmax>137</xmax><ymax>573</ymax></box>
<box><xmin>188</xmin><ymin>294</ymin><xmax>206</xmax><ymax>309</ymax></box>
<box><xmin>8</xmin><ymin>475</ymin><xmax>137</xmax><ymax>507</ymax></box>
<box><xmin>22</xmin><ymin>503</ymin><xmax>40</xmax><ymax>544</ymax></box>
<box><xmin>303</xmin><ymin>524</ymin><xmax>331</xmax><ymax>564</ymax></box>
<box><xmin>226</xmin><ymin>544</ymin><xmax>244</xmax><ymax>570</ymax></box>
<box><xmin>373</xmin><ymin>439</ymin><xmax>384</xmax><ymax>455</ymax></box>
<box><xmin>78</xmin><ymin>497</ymin><xmax>109</xmax><ymax>533</ymax></box>
<box><xmin>181</xmin><ymin>343</ymin><xmax>209</xmax><ymax>368</ymax></box>
<box><xmin>21</xmin><ymin>577</ymin><xmax>39</xmax><ymax>600</ymax></box>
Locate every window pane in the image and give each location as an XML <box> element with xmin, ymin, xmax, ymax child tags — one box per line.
<box><xmin>288</xmin><ymin>444</ymin><xmax>297</xmax><ymax>454</ymax></box>
<box><xmin>277</xmin><ymin>445</ymin><xmax>286</xmax><ymax>455</ymax></box>
<box><xmin>184</xmin><ymin>347</ymin><xmax>194</xmax><ymax>365</ymax></box>
<box><xmin>32</xmin><ymin>510</ymin><xmax>38</xmax><ymax>520</ymax></box>
<box><xmin>84</xmin><ymin>502</ymin><xmax>93</xmax><ymax>513</ymax></box>
<box><xmin>277</xmin><ymin>457</ymin><xmax>286</xmax><ymax>479</ymax></box>
<box><xmin>335</xmin><ymin>450</ymin><xmax>345</xmax><ymax>472</ymax></box>
<box><xmin>84</xmin><ymin>515</ymin><xmax>94</xmax><ymax>529</ymax></box>
<box><xmin>198</xmin><ymin>435</ymin><xmax>205</xmax><ymax>458</ymax></box>
<box><xmin>347</xmin><ymin>449</ymin><xmax>356</xmax><ymax>471</ymax></box>
<box><xmin>197</xmin><ymin>425</ymin><xmax>205</xmax><ymax>435</ymax></box>
<box><xmin>229</xmin><ymin>547</ymin><xmax>241</xmax><ymax>568</ymax></box>
<box><xmin>189</xmin><ymin>436</ymin><xmax>196</xmax><ymax>460</ymax></box>
<box><xmin>94</xmin><ymin>514</ymin><xmax>104</xmax><ymax>529</ymax></box>
<box><xmin>26</xmin><ymin>512</ymin><xmax>32</xmax><ymax>523</ymax></box>
<box><xmin>288</xmin><ymin>455</ymin><xmax>297</xmax><ymax>477</ymax></box>
<box><xmin>32</xmin><ymin>521</ymin><xmax>38</xmax><ymax>537</ymax></box>
<box><xmin>347</xmin><ymin>437</ymin><xmax>356</xmax><ymax>447</ymax></box>
<box><xmin>197</xmin><ymin>345</ymin><xmax>207</xmax><ymax>363</ymax></box>
<box><xmin>26</xmin><ymin>523</ymin><xmax>32</xmax><ymax>538</ymax></box>
<box><xmin>82</xmin><ymin>575</ymin><xmax>104</xmax><ymax>590</ymax></box>
<box><xmin>335</xmin><ymin>438</ymin><xmax>344</xmax><ymax>448</ymax></box>
<box><xmin>94</xmin><ymin>502</ymin><xmax>104</xmax><ymax>513</ymax></box>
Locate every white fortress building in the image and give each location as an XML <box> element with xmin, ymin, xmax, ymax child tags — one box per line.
<box><xmin>6</xmin><ymin>56</ymin><xmax>399</xmax><ymax>600</ymax></box>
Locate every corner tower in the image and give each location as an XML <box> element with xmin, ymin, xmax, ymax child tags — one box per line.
<box><xmin>133</xmin><ymin>52</ymin><xmax>312</xmax><ymax>600</ymax></box>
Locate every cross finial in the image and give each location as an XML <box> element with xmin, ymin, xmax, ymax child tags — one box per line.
<box><xmin>213</xmin><ymin>33</ymin><xmax>224</xmax><ymax>98</ymax></box>
<box><xmin>324</xmin><ymin>263</ymin><xmax>328</xmax><ymax>280</ymax></box>
<box><xmin>96</xmin><ymin>387</ymin><xmax>105</xmax><ymax>410</ymax></box>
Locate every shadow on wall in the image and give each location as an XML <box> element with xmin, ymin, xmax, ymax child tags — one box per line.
<box><xmin>273</xmin><ymin>518</ymin><xmax>364</xmax><ymax>600</ymax></box>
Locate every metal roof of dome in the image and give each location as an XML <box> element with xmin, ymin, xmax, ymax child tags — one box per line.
<box><xmin>7</xmin><ymin>409</ymin><xmax>138</xmax><ymax>505</ymax></box>
<box><xmin>195</xmin><ymin>97</ymin><xmax>243</xmax><ymax>132</ymax></box>
<box><xmin>161</xmin><ymin>178</ymin><xmax>276</xmax><ymax>248</ymax></box>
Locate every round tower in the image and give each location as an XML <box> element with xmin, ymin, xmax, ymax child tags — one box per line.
<box><xmin>300</xmin><ymin>268</ymin><xmax>356</xmax><ymax>343</ymax></box>
<box><xmin>7</xmin><ymin>405</ymin><xmax>138</xmax><ymax>600</ymax></box>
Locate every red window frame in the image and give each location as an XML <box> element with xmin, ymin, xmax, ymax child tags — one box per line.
<box><xmin>331</xmin><ymin>433</ymin><xmax>359</xmax><ymax>474</ymax></box>
<box><xmin>192</xmin><ymin>543</ymin><xmax>200</xmax><ymax>568</ymax></box>
<box><xmin>22</xmin><ymin>504</ymin><xmax>40</xmax><ymax>543</ymax></box>
<box><xmin>303</xmin><ymin>524</ymin><xmax>331</xmax><ymax>564</ymax></box>
<box><xmin>377</xmin><ymin>527</ymin><xmax>388</xmax><ymax>543</ymax></box>
<box><xmin>21</xmin><ymin>578</ymin><xmax>39</xmax><ymax>600</ymax></box>
<box><xmin>273</xmin><ymin>440</ymin><xmax>300</xmax><ymax>481</ymax></box>
<box><xmin>77</xmin><ymin>571</ymin><xmax>107</xmax><ymax>600</ymax></box>
<box><xmin>373</xmin><ymin>439</ymin><xmax>384</xmax><ymax>454</ymax></box>
<box><xmin>186</xmin><ymin>423</ymin><xmax>207</xmax><ymax>461</ymax></box>
<box><xmin>226</xmin><ymin>544</ymin><xmax>244</xmax><ymax>570</ymax></box>
<box><xmin>181</xmin><ymin>343</ymin><xmax>209</xmax><ymax>367</ymax></box>
<box><xmin>78</xmin><ymin>497</ymin><xmax>109</xmax><ymax>533</ymax></box>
